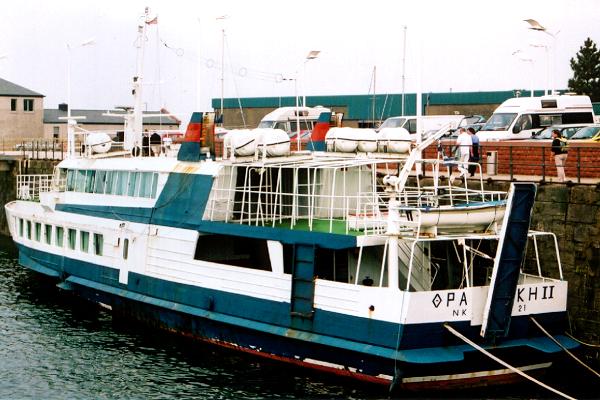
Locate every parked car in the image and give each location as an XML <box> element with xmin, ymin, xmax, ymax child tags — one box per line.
<box><xmin>569</xmin><ymin>124</ymin><xmax>600</xmax><ymax>141</ymax></box>
<box><xmin>446</xmin><ymin>122</ymin><xmax>486</xmax><ymax>138</ymax></box>
<box><xmin>531</xmin><ymin>124</ymin><xmax>592</xmax><ymax>140</ymax></box>
<box><xmin>459</xmin><ymin>115</ymin><xmax>486</xmax><ymax>126</ymax></box>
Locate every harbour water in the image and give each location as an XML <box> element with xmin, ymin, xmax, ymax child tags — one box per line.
<box><xmin>0</xmin><ymin>236</ymin><xmax>594</xmax><ymax>400</ymax></box>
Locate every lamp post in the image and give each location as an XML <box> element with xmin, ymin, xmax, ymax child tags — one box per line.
<box><xmin>66</xmin><ymin>38</ymin><xmax>95</xmax><ymax>119</ymax></box>
<box><xmin>65</xmin><ymin>38</ymin><xmax>95</xmax><ymax>158</ymax></box>
<box><xmin>529</xmin><ymin>43</ymin><xmax>550</xmax><ymax>95</ymax></box>
<box><xmin>512</xmin><ymin>50</ymin><xmax>535</xmax><ymax>97</ymax></box>
<box><xmin>524</xmin><ymin>19</ymin><xmax>558</xmax><ymax>95</ymax></box>
<box><xmin>303</xmin><ymin>50</ymin><xmax>320</xmax><ymax>107</ymax></box>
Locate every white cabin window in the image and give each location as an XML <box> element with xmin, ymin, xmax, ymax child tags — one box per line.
<box><xmin>138</xmin><ymin>172</ymin><xmax>153</xmax><ymax>198</ymax></box>
<box><xmin>66</xmin><ymin>170</ymin><xmax>75</xmax><ymax>191</ymax></box>
<box><xmin>104</xmin><ymin>171</ymin><xmax>115</xmax><ymax>194</ymax></box>
<box><xmin>34</xmin><ymin>222</ymin><xmax>41</xmax><ymax>241</ymax></box>
<box><xmin>68</xmin><ymin>228</ymin><xmax>76</xmax><ymax>250</ymax></box>
<box><xmin>127</xmin><ymin>172</ymin><xmax>140</xmax><ymax>197</ymax></box>
<box><xmin>18</xmin><ymin>218</ymin><xmax>23</xmax><ymax>237</ymax></box>
<box><xmin>93</xmin><ymin>233</ymin><xmax>103</xmax><ymax>256</ymax></box>
<box><xmin>122</xmin><ymin>238</ymin><xmax>129</xmax><ymax>260</ymax></box>
<box><xmin>151</xmin><ymin>173</ymin><xmax>158</xmax><ymax>197</ymax></box>
<box><xmin>193</xmin><ymin>234</ymin><xmax>272</xmax><ymax>271</ymax></box>
<box><xmin>74</xmin><ymin>170</ymin><xmax>87</xmax><ymax>192</ymax></box>
<box><xmin>84</xmin><ymin>171</ymin><xmax>95</xmax><ymax>193</ymax></box>
<box><xmin>65</xmin><ymin>169</ymin><xmax>158</xmax><ymax>199</ymax></box>
<box><xmin>80</xmin><ymin>231</ymin><xmax>89</xmax><ymax>252</ymax></box>
<box><xmin>44</xmin><ymin>224</ymin><xmax>52</xmax><ymax>245</ymax></box>
<box><xmin>115</xmin><ymin>171</ymin><xmax>129</xmax><ymax>196</ymax></box>
<box><xmin>55</xmin><ymin>226</ymin><xmax>64</xmax><ymax>247</ymax></box>
<box><xmin>94</xmin><ymin>171</ymin><xmax>106</xmax><ymax>194</ymax></box>
<box><xmin>26</xmin><ymin>221</ymin><xmax>32</xmax><ymax>240</ymax></box>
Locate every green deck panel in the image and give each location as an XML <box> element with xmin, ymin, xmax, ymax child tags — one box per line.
<box><xmin>271</xmin><ymin>218</ymin><xmax>363</xmax><ymax>237</ymax></box>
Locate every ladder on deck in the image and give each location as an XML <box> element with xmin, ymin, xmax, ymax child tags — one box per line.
<box><xmin>290</xmin><ymin>244</ymin><xmax>316</xmax><ymax>330</ymax></box>
<box><xmin>481</xmin><ymin>183</ymin><xmax>537</xmax><ymax>341</ymax></box>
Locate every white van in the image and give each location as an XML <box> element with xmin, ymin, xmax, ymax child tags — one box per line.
<box><xmin>258</xmin><ymin>106</ymin><xmax>332</xmax><ymax>139</ymax></box>
<box><xmin>477</xmin><ymin>95</ymin><xmax>595</xmax><ymax>141</ymax></box>
<box><xmin>377</xmin><ymin>115</ymin><xmax>465</xmax><ymax>139</ymax></box>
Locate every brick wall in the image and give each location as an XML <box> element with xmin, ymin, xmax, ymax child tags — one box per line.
<box><xmin>424</xmin><ymin>140</ymin><xmax>600</xmax><ymax>179</ymax></box>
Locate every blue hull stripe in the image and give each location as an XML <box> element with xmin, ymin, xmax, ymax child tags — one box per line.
<box><xmin>19</xmin><ymin>249</ymin><xmax>62</xmax><ymax>278</ymax></box>
<box><xmin>16</xmin><ymin>243</ymin><xmax>578</xmax><ymax>363</ymax></box>
<box><xmin>65</xmin><ymin>274</ymin><xmax>577</xmax><ymax>363</ymax></box>
<box><xmin>65</xmin><ymin>275</ymin><xmax>403</xmax><ymax>360</ymax></box>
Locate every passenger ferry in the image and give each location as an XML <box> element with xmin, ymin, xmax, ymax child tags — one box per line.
<box><xmin>4</xmin><ymin>8</ymin><xmax>579</xmax><ymax>394</ymax></box>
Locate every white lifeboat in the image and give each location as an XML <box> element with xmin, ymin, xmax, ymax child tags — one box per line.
<box><xmin>356</xmin><ymin>128</ymin><xmax>378</xmax><ymax>152</ymax></box>
<box><xmin>325</xmin><ymin>127</ymin><xmax>359</xmax><ymax>152</ymax></box>
<box><xmin>377</xmin><ymin>127</ymin><xmax>411</xmax><ymax>153</ymax></box>
<box><xmin>223</xmin><ymin>129</ymin><xmax>257</xmax><ymax>157</ymax></box>
<box><xmin>255</xmin><ymin>128</ymin><xmax>290</xmax><ymax>157</ymax></box>
<box><xmin>85</xmin><ymin>132</ymin><xmax>112</xmax><ymax>154</ymax></box>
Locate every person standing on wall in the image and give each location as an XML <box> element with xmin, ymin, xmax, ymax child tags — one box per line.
<box><xmin>551</xmin><ymin>129</ymin><xmax>568</xmax><ymax>182</ymax></box>
<box><xmin>450</xmin><ymin>127</ymin><xmax>472</xmax><ymax>183</ymax></box>
<box><xmin>467</xmin><ymin>127</ymin><xmax>480</xmax><ymax>177</ymax></box>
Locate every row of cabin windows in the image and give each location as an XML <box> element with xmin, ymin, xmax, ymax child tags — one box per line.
<box><xmin>10</xmin><ymin>98</ymin><xmax>34</xmax><ymax>112</ymax></box>
<box><xmin>192</xmin><ymin>234</ymin><xmax>349</xmax><ymax>282</ymax></box>
<box><xmin>65</xmin><ymin>169</ymin><xmax>158</xmax><ymax>198</ymax></box>
<box><xmin>18</xmin><ymin>218</ymin><xmax>103</xmax><ymax>256</ymax></box>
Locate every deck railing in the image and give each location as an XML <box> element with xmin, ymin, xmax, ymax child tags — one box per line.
<box><xmin>203</xmin><ymin>157</ymin><xmax>509</xmax><ymax>237</ymax></box>
<box><xmin>16</xmin><ymin>174</ymin><xmax>56</xmax><ymax>201</ymax></box>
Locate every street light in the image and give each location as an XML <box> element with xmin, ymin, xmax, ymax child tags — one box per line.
<box><xmin>512</xmin><ymin>50</ymin><xmax>535</xmax><ymax>97</ymax></box>
<box><xmin>303</xmin><ymin>50</ymin><xmax>320</xmax><ymax>107</ymax></box>
<box><xmin>66</xmin><ymin>38</ymin><xmax>95</xmax><ymax>119</ymax></box>
<box><xmin>64</xmin><ymin>38</ymin><xmax>95</xmax><ymax>158</ymax></box>
<box><xmin>529</xmin><ymin>43</ymin><xmax>551</xmax><ymax>95</ymax></box>
<box><xmin>524</xmin><ymin>19</ymin><xmax>558</xmax><ymax>95</ymax></box>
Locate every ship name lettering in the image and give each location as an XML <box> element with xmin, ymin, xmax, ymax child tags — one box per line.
<box><xmin>446</xmin><ymin>292</ymin><xmax>467</xmax><ymax>307</ymax></box>
<box><xmin>516</xmin><ymin>285</ymin><xmax>555</xmax><ymax>303</ymax></box>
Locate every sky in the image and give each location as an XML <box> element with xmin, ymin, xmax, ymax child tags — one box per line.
<box><xmin>1</xmin><ymin>0</ymin><xmax>599</xmax><ymax>126</ymax></box>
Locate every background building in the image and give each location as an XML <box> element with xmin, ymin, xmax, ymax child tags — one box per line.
<box><xmin>0</xmin><ymin>78</ymin><xmax>180</xmax><ymax>143</ymax></box>
<box><xmin>0</xmin><ymin>77</ymin><xmax>45</xmax><ymax>139</ymax></box>
<box><xmin>211</xmin><ymin>90</ymin><xmax>600</xmax><ymax>129</ymax></box>
<box><xmin>44</xmin><ymin>104</ymin><xmax>180</xmax><ymax>140</ymax></box>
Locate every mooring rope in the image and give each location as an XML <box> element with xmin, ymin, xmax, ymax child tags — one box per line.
<box><xmin>530</xmin><ymin>317</ymin><xmax>600</xmax><ymax>379</ymax></box>
<box><xmin>565</xmin><ymin>331</ymin><xmax>600</xmax><ymax>348</ymax></box>
<box><xmin>444</xmin><ymin>323</ymin><xmax>576</xmax><ymax>400</ymax></box>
